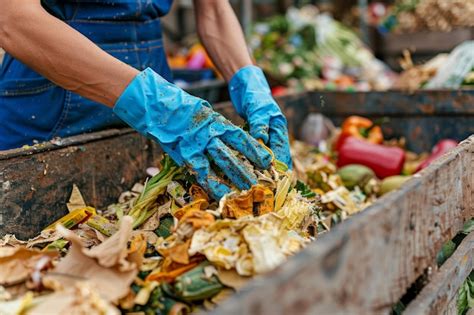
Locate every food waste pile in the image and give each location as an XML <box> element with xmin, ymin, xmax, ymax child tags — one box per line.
<box><xmin>0</xmin><ymin>116</ymin><xmax>455</xmax><ymax>315</ymax></box>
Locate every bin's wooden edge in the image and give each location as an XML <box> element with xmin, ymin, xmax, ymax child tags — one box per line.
<box><xmin>0</xmin><ymin>132</ymin><xmax>161</xmax><ymax>238</ymax></box>
<box><xmin>212</xmin><ymin>135</ymin><xmax>473</xmax><ymax>315</ymax></box>
<box><xmin>404</xmin><ymin>231</ymin><xmax>473</xmax><ymax>315</ymax></box>
<box><xmin>0</xmin><ymin>128</ymin><xmax>135</xmax><ymax>160</ymax></box>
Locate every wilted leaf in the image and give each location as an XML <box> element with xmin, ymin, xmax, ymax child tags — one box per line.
<box><xmin>134</xmin><ymin>281</ymin><xmax>159</xmax><ymax>306</ymax></box>
<box><xmin>172</xmin><ymin>199</ymin><xmax>209</xmax><ymax>220</ymax></box>
<box><xmin>26</xmin><ymin>230</ymin><xmax>63</xmax><ymax>249</ymax></box>
<box><xmin>86</xmin><ymin>215</ymin><xmax>118</xmax><ymax>237</ymax></box>
<box><xmin>222</xmin><ymin>185</ymin><xmax>274</xmax><ymax>219</ymax></box>
<box><xmin>86</xmin><ymin>217</ymin><xmax>134</xmax><ymax>271</ymax></box>
<box><xmin>242</xmin><ymin>224</ymin><xmax>285</xmax><ymax>274</ymax></box>
<box><xmin>28</xmin><ymin>283</ymin><xmax>120</xmax><ymax>315</ymax></box>
<box><xmin>0</xmin><ymin>235</ymin><xmax>26</xmax><ymax>247</ymax></box>
<box><xmin>158</xmin><ymin>239</ymin><xmax>191</xmax><ymax>265</ymax></box>
<box><xmin>67</xmin><ymin>184</ymin><xmax>87</xmax><ymax>213</ymax></box>
<box><xmin>50</xmin><ymin>217</ymin><xmax>138</xmax><ymax>302</ymax></box>
<box><xmin>0</xmin><ymin>247</ymin><xmax>57</xmax><ymax>286</ymax></box>
<box><xmin>146</xmin><ymin>261</ymin><xmax>199</xmax><ymax>283</ymax></box>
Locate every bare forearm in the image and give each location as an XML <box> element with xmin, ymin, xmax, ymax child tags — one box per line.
<box><xmin>0</xmin><ymin>1</ymin><xmax>138</xmax><ymax>107</ymax></box>
<box><xmin>193</xmin><ymin>0</ymin><xmax>253</xmax><ymax>82</ymax></box>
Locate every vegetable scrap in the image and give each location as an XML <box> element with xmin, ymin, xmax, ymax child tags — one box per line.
<box><xmin>0</xmin><ymin>115</ymin><xmax>459</xmax><ymax>314</ymax></box>
<box><xmin>250</xmin><ymin>5</ymin><xmax>396</xmax><ymax>92</ymax></box>
<box><xmin>395</xmin><ymin>42</ymin><xmax>474</xmax><ymax>91</ymax></box>
<box><xmin>380</xmin><ymin>0</ymin><xmax>474</xmax><ymax>34</ymax></box>
<box><xmin>0</xmin><ymin>153</ymin><xmax>319</xmax><ymax>314</ymax></box>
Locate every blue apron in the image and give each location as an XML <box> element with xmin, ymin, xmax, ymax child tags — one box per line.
<box><xmin>0</xmin><ymin>0</ymin><xmax>173</xmax><ymax>150</ymax></box>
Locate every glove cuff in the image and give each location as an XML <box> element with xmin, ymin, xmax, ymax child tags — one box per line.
<box><xmin>229</xmin><ymin>65</ymin><xmax>272</xmax><ymax>117</ymax></box>
<box><xmin>113</xmin><ymin>68</ymin><xmax>169</xmax><ymax>134</ymax></box>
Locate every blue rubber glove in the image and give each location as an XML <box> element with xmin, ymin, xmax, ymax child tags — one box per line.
<box><xmin>229</xmin><ymin>65</ymin><xmax>292</xmax><ymax>168</ymax></box>
<box><xmin>114</xmin><ymin>68</ymin><xmax>272</xmax><ymax>199</ymax></box>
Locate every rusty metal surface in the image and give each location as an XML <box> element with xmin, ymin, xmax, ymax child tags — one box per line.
<box><xmin>0</xmin><ymin>129</ymin><xmax>161</xmax><ymax>239</ymax></box>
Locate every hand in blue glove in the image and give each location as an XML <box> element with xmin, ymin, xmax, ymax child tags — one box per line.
<box><xmin>113</xmin><ymin>68</ymin><xmax>272</xmax><ymax>199</ymax></box>
<box><xmin>229</xmin><ymin>65</ymin><xmax>292</xmax><ymax>168</ymax></box>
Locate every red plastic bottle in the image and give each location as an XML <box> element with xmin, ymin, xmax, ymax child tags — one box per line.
<box><xmin>337</xmin><ymin>137</ymin><xmax>405</xmax><ymax>179</ymax></box>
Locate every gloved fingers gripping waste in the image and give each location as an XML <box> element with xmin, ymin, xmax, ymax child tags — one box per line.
<box><xmin>229</xmin><ymin>65</ymin><xmax>292</xmax><ymax>169</ymax></box>
<box><xmin>113</xmin><ymin>68</ymin><xmax>272</xmax><ymax>200</ymax></box>
<box><xmin>207</xmin><ymin>137</ymin><xmax>258</xmax><ymax>191</ymax></box>
<box><xmin>183</xmin><ymin>153</ymin><xmax>231</xmax><ymax>200</ymax></box>
<box><xmin>268</xmin><ymin>116</ymin><xmax>292</xmax><ymax>168</ymax></box>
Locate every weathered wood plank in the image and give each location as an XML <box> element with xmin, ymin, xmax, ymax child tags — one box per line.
<box><xmin>0</xmin><ymin>129</ymin><xmax>161</xmax><ymax>239</ymax></box>
<box><xmin>212</xmin><ymin>136</ymin><xmax>473</xmax><ymax>315</ymax></box>
<box><xmin>404</xmin><ymin>231</ymin><xmax>473</xmax><ymax>315</ymax></box>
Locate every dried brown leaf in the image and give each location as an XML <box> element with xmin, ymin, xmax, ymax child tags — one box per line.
<box><xmin>51</xmin><ymin>217</ymin><xmax>137</xmax><ymax>302</ymax></box>
<box><xmin>25</xmin><ymin>230</ymin><xmax>62</xmax><ymax>249</ymax></box>
<box><xmin>86</xmin><ymin>217</ymin><xmax>134</xmax><ymax>271</ymax></box>
<box><xmin>0</xmin><ymin>235</ymin><xmax>26</xmax><ymax>247</ymax></box>
<box><xmin>28</xmin><ymin>283</ymin><xmax>120</xmax><ymax>315</ymax></box>
<box><xmin>67</xmin><ymin>184</ymin><xmax>87</xmax><ymax>212</ymax></box>
<box><xmin>0</xmin><ymin>247</ymin><xmax>57</xmax><ymax>286</ymax></box>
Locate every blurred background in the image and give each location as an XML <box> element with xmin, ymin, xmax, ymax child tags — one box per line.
<box><xmin>0</xmin><ymin>0</ymin><xmax>472</xmax><ymax>101</ymax></box>
<box><xmin>159</xmin><ymin>0</ymin><xmax>473</xmax><ymax>101</ymax></box>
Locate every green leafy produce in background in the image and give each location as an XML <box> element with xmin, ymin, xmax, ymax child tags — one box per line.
<box><xmin>250</xmin><ymin>6</ymin><xmax>395</xmax><ymax>91</ymax></box>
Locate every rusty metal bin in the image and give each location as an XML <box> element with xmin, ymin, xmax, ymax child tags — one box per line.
<box><xmin>0</xmin><ymin>90</ymin><xmax>473</xmax><ymax>314</ymax></box>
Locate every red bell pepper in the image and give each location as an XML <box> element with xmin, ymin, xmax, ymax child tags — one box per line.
<box><xmin>335</xmin><ymin>116</ymin><xmax>384</xmax><ymax>150</ymax></box>
<box><xmin>416</xmin><ymin>139</ymin><xmax>458</xmax><ymax>172</ymax></box>
<box><xmin>337</xmin><ymin>137</ymin><xmax>405</xmax><ymax>179</ymax></box>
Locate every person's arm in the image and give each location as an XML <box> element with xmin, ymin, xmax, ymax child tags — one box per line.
<box><xmin>0</xmin><ymin>0</ymin><xmax>273</xmax><ymax>198</ymax></box>
<box><xmin>0</xmin><ymin>0</ymin><xmax>138</xmax><ymax>107</ymax></box>
<box><xmin>193</xmin><ymin>1</ymin><xmax>292</xmax><ymax>168</ymax></box>
<box><xmin>193</xmin><ymin>0</ymin><xmax>253</xmax><ymax>82</ymax></box>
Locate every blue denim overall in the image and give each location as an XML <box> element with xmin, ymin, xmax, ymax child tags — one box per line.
<box><xmin>0</xmin><ymin>1</ymin><xmax>173</xmax><ymax>150</ymax></box>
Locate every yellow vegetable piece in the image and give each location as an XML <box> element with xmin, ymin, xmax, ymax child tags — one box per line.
<box><xmin>43</xmin><ymin>207</ymin><xmax>96</xmax><ymax>231</ymax></box>
<box><xmin>222</xmin><ymin>185</ymin><xmax>274</xmax><ymax>219</ymax></box>
<box><xmin>86</xmin><ymin>214</ymin><xmax>118</xmax><ymax>236</ymax></box>
<box><xmin>172</xmin><ymin>199</ymin><xmax>209</xmax><ymax>220</ymax></box>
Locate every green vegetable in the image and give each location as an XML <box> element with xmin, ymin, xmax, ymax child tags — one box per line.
<box><xmin>379</xmin><ymin>176</ymin><xmax>411</xmax><ymax>196</ymax></box>
<box><xmin>457</xmin><ymin>272</ymin><xmax>474</xmax><ymax>315</ymax></box>
<box><xmin>155</xmin><ymin>215</ymin><xmax>175</xmax><ymax>239</ymax></box>
<box><xmin>163</xmin><ymin>262</ymin><xmax>224</xmax><ymax>302</ymax></box>
<box><xmin>129</xmin><ymin>156</ymin><xmax>182</xmax><ymax>228</ymax></box>
<box><xmin>391</xmin><ymin>301</ymin><xmax>405</xmax><ymax>315</ymax></box>
<box><xmin>86</xmin><ymin>214</ymin><xmax>117</xmax><ymax>236</ymax></box>
<box><xmin>295</xmin><ymin>180</ymin><xmax>316</xmax><ymax>198</ymax></box>
<box><xmin>462</xmin><ymin>219</ymin><xmax>474</xmax><ymax>235</ymax></box>
<box><xmin>133</xmin><ymin>285</ymin><xmax>190</xmax><ymax>315</ymax></box>
<box><xmin>44</xmin><ymin>238</ymin><xmax>69</xmax><ymax>252</ymax></box>
<box><xmin>436</xmin><ymin>240</ymin><xmax>456</xmax><ymax>266</ymax></box>
<box><xmin>337</xmin><ymin>164</ymin><xmax>376</xmax><ymax>190</ymax></box>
